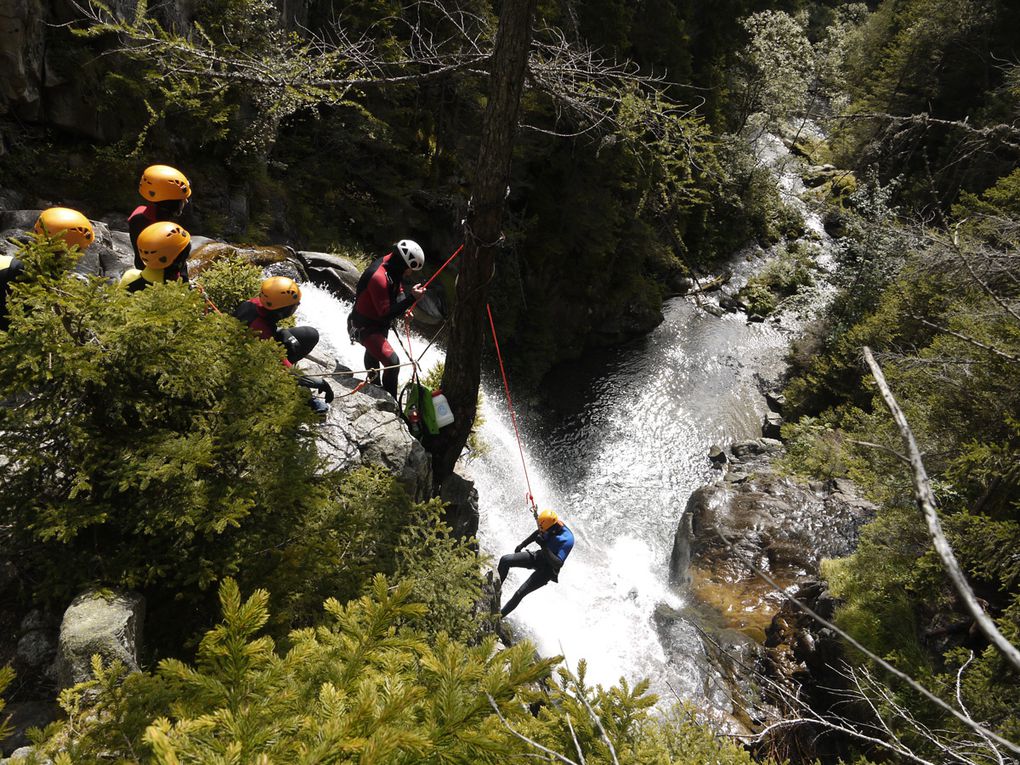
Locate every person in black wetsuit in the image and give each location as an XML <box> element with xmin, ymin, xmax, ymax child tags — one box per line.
<box><xmin>347</xmin><ymin>239</ymin><xmax>426</xmax><ymax>398</ymax></box>
<box><xmin>234</xmin><ymin>276</ymin><xmax>333</xmax><ymax>413</ymax></box>
<box><xmin>128</xmin><ymin>164</ymin><xmax>192</xmax><ymax>283</ymax></box>
<box><xmin>0</xmin><ymin>255</ymin><xmax>25</xmax><ymax>332</ymax></box>
<box><xmin>498</xmin><ymin>509</ymin><xmax>575</xmax><ymax>617</ymax></box>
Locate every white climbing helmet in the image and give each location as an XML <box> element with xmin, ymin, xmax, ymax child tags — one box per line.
<box><xmin>396</xmin><ymin>239</ymin><xmax>425</xmax><ymax>271</ymax></box>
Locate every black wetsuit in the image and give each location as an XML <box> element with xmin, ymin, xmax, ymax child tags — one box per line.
<box><xmin>0</xmin><ymin>256</ymin><xmax>25</xmax><ymax>331</ymax></box>
<box><xmin>498</xmin><ymin>524</ymin><xmax>575</xmax><ymax>617</ymax></box>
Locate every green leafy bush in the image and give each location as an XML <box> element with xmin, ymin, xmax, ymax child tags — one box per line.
<box><xmin>0</xmin><ymin>237</ymin><xmax>324</xmax><ymax>607</ymax></box>
<box><xmin>31</xmin><ymin>578</ymin><xmax>777</xmax><ymax>765</ymax></box>
<box><xmin>738</xmin><ymin>242</ymin><xmax>816</xmax><ymax>315</ymax></box>
<box><xmin>193</xmin><ymin>256</ymin><xmax>262</xmax><ymax>315</ymax></box>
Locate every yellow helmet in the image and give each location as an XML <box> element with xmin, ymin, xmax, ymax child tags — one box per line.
<box><xmin>136</xmin><ymin>221</ymin><xmax>191</xmax><ymax>269</ymax></box>
<box><xmin>259</xmin><ymin>276</ymin><xmax>301</xmax><ymax>310</ymax></box>
<box><xmin>138</xmin><ymin>164</ymin><xmax>192</xmax><ymax>202</ymax></box>
<box><xmin>537</xmin><ymin>509</ymin><xmax>560</xmax><ymax>531</ymax></box>
<box><xmin>34</xmin><ymin>207</ymin><xmax>95</xmax><ymax>250</ymax></box>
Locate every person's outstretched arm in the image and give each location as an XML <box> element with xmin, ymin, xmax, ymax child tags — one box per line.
<box><xmin>514</xmin><ymin>529</ymin><xmax>540</xmax><ymax>553</ymax></box>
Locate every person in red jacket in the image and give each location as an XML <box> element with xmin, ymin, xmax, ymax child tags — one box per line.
<box><xmin>128</xmin><ymin>165</ymin><xmax>192</xmax><ymax>282</ymax></box>
<box><xmin>234</xmin><ymin>276</ymin><xmax>333</xmax><ymax>413</ymax></box>
<box><xmin>347</xmin><ymin>239</ymin><xmax>426</xmax><ymax>399</ymax></box>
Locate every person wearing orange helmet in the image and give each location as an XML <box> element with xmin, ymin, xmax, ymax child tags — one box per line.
<box><xmin>34</xmin><ymin>207</ymin><xmax>96</xmax><ymax>252</ymax></box>
<box><xmin>497</xmin><ymin>509</ymin><xmax>575</xmax><ymax>617</ymax></box>
<box><xmin>128</xmin><ymin>165</ymin><xmax>192</xmax><ymax>283</ymax></box>
<box><xmin>7</xmin><ymin>208</ymin><xmax>96</xmax><ymax>329</ymax></box>
<box><xmin>234</xmin><ymin>276</ymin><xmax>333</xmax><ymax>412</ymax></box>
<box><xmin>120</xmin><ymin>221</ymin><xmax>192</xmax><ymax>292</ymax></box>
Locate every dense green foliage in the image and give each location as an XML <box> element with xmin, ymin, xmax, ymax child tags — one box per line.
<box><xmin>780</xmin><ymin>150</ymin><xmax>1020</xmax><ymax>762</ymax></box>
<box><xmin>193</xmin><ymin>258</ymin><xmax>263</xmax><ymax>316</ymax></box>
<box><xmin>0</xmin><ymin>237</ymin><xmax>322</xmax><ymax>606</ymax></box>
<box><xmin>25</xmin><ymin>577</ymin><xmax>767</xmax><ymax>765</ymax></box>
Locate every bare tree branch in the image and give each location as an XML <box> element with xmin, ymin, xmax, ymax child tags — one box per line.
<box><xmin>863</xmin><ymin>346</ymin><xmax>1020</xmax><ymax>674</ymax></box>
<box><xmin>486</xmin><ymin>694</ymin><xmax>580</xmax><ymax>765</ymax></box>
<box><xmin>711</xmin><ymin>524</ymin><xmax>1020</xmax><ymax>756</ymax></box>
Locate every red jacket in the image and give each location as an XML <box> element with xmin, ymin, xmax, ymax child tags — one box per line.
<box><xmin>351</xmin><ymin>253</ymin><xmax>411</xmax><ymax>330</ymax></box>
<box><xmin>233</xmin><ymin>296</ymin><xmax>292</xmax><ymax>367</ymax></box>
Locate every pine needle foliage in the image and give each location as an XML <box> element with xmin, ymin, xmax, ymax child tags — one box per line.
<box><xmin>0</xmin><ymin>236</ymin><xmax>325</xmax><ymax>605</ymax></box>
<box><xmin>34</xmin><ymin>576</ymin><xmax>556</xmax><ymax>764</ymax></box>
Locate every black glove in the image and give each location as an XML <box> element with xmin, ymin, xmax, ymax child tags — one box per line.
<box><xmin>297</xmin><ymin>376</ymin><xmax>334</xmax><ymax>403</ymax></box>
<box><xmin>514</xmin><ymin>544</ymin><xmax>524</xmax><ymax>553</ymax></box>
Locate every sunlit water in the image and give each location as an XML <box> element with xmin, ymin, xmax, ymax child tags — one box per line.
<box><xmin>293</xmin><ymin>129</ymin><xmax>835</xmax><ymax>713</ymax></box>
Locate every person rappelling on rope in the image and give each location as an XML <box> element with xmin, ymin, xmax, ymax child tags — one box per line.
<box><xmin>129</xmin><ymin>165</ymin><xmax>192</xmax><ymax>284</ymax></box>
<box><xmin>498</xmin><ymin>509</ymin><xmax>575</xmax><ymax>617</ymax></box>
<box><xmin>234</xmin><ymin>276</ymin><xmax>334</xmax><ymax>413</ymax></box>
<box><xmin>348</xmin><ymin>240</ymin><xmax>426</xmax><ymax>399</ymax></box>
<box><xmin>120</xmin><ymin>222</ymin><xmax>192</xmax><ymax>292</ymax></box>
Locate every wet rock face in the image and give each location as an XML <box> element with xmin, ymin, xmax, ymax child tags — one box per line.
<box><xmin>671</xmin><ymin>439</ymin><xmax>875</xmax><ymax>635</ymax></box>
<box><xmin>755</xmin><ymin>578</ymin><xmax>854</xmax><ymax>762</ymax></box>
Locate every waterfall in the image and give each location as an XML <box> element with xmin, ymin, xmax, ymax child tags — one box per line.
<box><xmin>294</xmin><ymin>126</ymin><xmax>837</xmax><ymax>714</ymax></box>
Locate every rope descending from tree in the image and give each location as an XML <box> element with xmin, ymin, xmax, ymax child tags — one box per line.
<box><xmin>487</xmin><ymin>303</ymin><xmax>537</xmax><ymax>518</ymax></box>
<box><xmin>405</xmin><ymin>243</ymin><xmax>465</xmax><ymax>317</ymax></box>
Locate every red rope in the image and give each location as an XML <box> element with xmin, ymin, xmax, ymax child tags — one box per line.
<box><xmin>406</xmin><ymin>243</ymin><xmax>464</xmax><ymax>316</ymax></box>
<box><xmin>403</xmin><ymin>243</ymin><xmax>465</xmax><ymax>378</ymax></box>
<box><xmin>487</xmin><ymin>303</ymin><xmax>537</xmax><ymax>515</ymax></box>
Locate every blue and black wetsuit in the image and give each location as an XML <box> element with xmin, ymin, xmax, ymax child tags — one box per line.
<box><xmin>497</xmin><ymin>523</ymin><xmax>575</xmax><ymax>616</ymax></box>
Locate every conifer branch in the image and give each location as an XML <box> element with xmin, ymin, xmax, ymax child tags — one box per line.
<box><xmin>863</xmin><ymin>346</ymin><xmax>1020</xmax><ymax>675</ymax></box>
<box><xmin>486</xmin><ymin>694</ymin><xmax>580</xmax><ymax>765</ymax></box>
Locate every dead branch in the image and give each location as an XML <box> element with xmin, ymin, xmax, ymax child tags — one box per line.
<box><xmin>863</xmin><ymin>346</ymin><xmax>1020</xmax><ymax>674</ymax></box>
<box><xmin>486</xmin><ymin>694</ymin><xmax>580</xmax><ymax>765</ymax></box>
<box><xmin>710</xmin><ymin>524</ymin><xmax>1020</xmax><ymax>756</ymax></box>
<box><xmin>908</xmin><ymin>315</ymin><xmax>1020</xmax><ymax>365</ymax></box>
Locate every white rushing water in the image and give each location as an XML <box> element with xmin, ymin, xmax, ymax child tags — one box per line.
<box><xmin>293</xmin><ymin>127</ymin><xmax>836</xmax><ymax>712</ymax></box>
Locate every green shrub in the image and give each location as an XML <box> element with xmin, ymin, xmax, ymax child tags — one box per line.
<box><xmin>193</xmin><ymin>256</ymin><xmax>262</xmax><ymax>314</ymax></box>
<box><xmin>395</xmin><ymin>498</ymin><xmax>486</xmax><ymax>642</ymax></box>
<box><xmin>31</xmin><ymin>578</ymin><xmax>778</xmax><ymax>765</ymax></box>
<box><xmin>260</xmin><ymin>466</ymin><xmax>419</xmax><ymax>631</ymax></box>
<box><xmin>738</xmin><ymin>242</ymin><xmax>816</xmax><ymax>315</ymax></box>
<box><xmin>34</xmin><ymin>577</ymin><xmax>555</xmax><ymax>764</ymax></box>
<box><xmin>0</xmin><ymin>237</ymin><xmax>324</xmax><ymax>607</ymax></box>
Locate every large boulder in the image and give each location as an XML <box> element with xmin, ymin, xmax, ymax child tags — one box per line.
<box><xmin>51</xmin><ymin>590</ymin><xmax>145</xmax><ymax>690</ymax></box>
<box><xmin>670</xmin><ymin>444</ymin><xmax>874</xmax><ymax>634</ymax></box>
<box><xmin>307</xmin><ymin>366</ymin><xmax>432</xmax><ymax>500</ymax></box>
<box><xmin>297</xmin><ymin>251</ymin><xmax>360</xmax><ymax>300</ymax></box>
<box><xmin>189</xmin><ymin>242</ymin><xmax>304</xmax><ymax>278</ymax></box>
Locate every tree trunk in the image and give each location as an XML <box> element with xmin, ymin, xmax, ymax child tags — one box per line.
<box><xmin>431</xmin><ymin>0</ymin><xmax>538</xmax><ymax>485</ymax></box>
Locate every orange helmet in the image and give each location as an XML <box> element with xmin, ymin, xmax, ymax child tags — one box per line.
<box><xmin>34</xmin><ymin>207</ymin><xmax>95</xmax><ymax>250</ymax></box>
<box><xmin>138</xmin><ymin>164</ymin><xmax>192</xmax><ymax>202</ymax></box>
<box><xmin>537</xmin><ymin>509</ymin><xmax>561</xmax><ymax>531</ymax></box>
<box><xmin>136</xmin><ymin>221</ymin><xmax>191</xmax><ymax>269</ymax></box>
<box><xmin>259</xmin><ymin>276</ymin><xmax>301</xmax><ymax>310</ymax></box>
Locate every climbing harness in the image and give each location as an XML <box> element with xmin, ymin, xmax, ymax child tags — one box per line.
<box><xmin>486</xmin><ymin>303</ymin><xmax>538</xmax><ymax>519</ymax></box>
